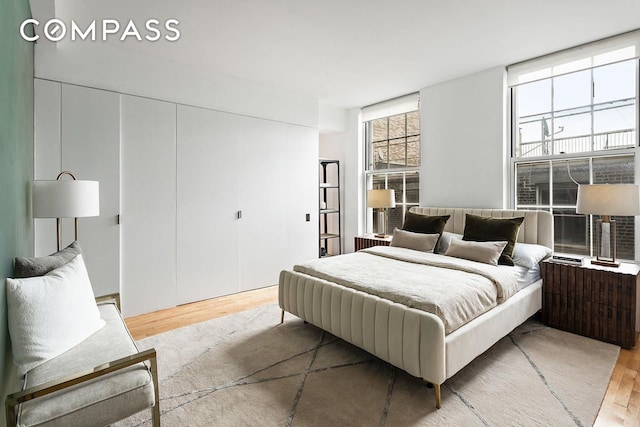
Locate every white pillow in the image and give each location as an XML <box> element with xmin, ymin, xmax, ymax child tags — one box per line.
<box><xmin>512</xmin><ymin>243</ymin><xmax>553</xmax><ymax>269</ymax></box>
<box><xmin>444</xmin><ymin>239</ymin><xmax>508</xmax><ymax>266</ymax></box>
<box><xmin>390</xmin><ymin>229</ymin><xmax>440</xmax><ymax>252</ymax></box>
<box><xmin>6</xmin><ymin>254</ymin><xmax>106</xmax><ymax>373</ymax></box>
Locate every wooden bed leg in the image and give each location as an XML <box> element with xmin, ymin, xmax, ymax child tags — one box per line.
<box><xmin>434</xmin><ymin>383</ymin><xmax>442</xmax><ymax>409</ymax></box>
<box><xmin>280</xmin><ymin>310</ymin><xmax>284</xmax><ymax>324</ymax></box>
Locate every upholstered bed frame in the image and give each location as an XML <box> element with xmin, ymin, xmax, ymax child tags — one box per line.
<box><xmin>279</xmin><ymin>207</ymin><xmax>553</xmax><ymax>408</ymax></box>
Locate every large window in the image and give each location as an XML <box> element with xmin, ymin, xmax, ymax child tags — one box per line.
<box><xmin>515</xmin><ymin>155</ymin><xmax>635</xmax><ymax>259</ymax></box>
<box><xmin>510</xmin><ymin>35</ymin><xmax>639</xmax><ymax>259</ymax></box>
<box><xmin>513</xmin><ymin>59</ymin><xmax>636</xmax><ymax>158</ymax></box>
<box><xmin>363</xmin><ymin>95</ymin><xmax>420</xmax><ymax>234</ymax></box>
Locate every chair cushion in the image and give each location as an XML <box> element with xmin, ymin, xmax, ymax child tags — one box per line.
<box><xmin>17</xmin><ymin>303</ymin><xmax>155</xmax><ymax>427</ymax></box>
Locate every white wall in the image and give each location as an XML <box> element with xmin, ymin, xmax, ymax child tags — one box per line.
<box><xmin>331</xmin><ymin>68</ymin><xmax>509</xmax><ymax>246</ymax></box>
<box><xmin>34</xmin><ymin>42</ymin><xmax>318</xmax><ymax>129</ymax></box>
<box><xmin>319</xmin><ymin>108</ymin><xmax>362</xmax><ymax>253</ymax></box>
<box><xmin>319</xmin><ymin>103</ymin><xmax>348</xmax><ymax>134</ymax></box>
<box><xmin>420</xmin><ymin>66</ymin><xmax>508</xmax><ymax>209</ymax></box>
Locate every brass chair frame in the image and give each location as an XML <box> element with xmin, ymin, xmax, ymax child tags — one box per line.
<box><xmin>5</xmin><ymin>295</ymin><xmax>160</xmax><ymax>427</ymax></box>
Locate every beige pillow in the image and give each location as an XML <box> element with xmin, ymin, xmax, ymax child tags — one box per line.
<box><xmin>444</xmin><ymin>239</ymin><xmax>508</xmax><ymax>265</ymax></box>
<box><xmin>390</xmin><ymin>229</ymin><xmax>439</xmax><ymax>252</ymax></box>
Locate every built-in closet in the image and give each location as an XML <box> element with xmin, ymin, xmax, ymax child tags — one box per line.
<box><xmin>34</xmin><ymin>79</ymin><xmax>318</xmax><ymax>316</ymax></box>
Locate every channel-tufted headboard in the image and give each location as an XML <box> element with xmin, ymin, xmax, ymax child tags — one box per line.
<box><xmin>409</xmin><ymin>207</ymin><xmax>554</xmax><ymax>249</ymax></box>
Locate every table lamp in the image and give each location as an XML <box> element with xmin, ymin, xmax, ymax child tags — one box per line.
<box><xmin>367</xmin><ymin>189</ymin><xmax>396</xmax><ymax>238</ymax></box>
<box><xmin>576</xmin><ymin>183</ymin><xmax>640</xmax><ymax>267</ymax></box>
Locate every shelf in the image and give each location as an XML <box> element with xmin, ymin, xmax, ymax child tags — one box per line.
<box><xmin>320</xmin><ymin>233</ymin><xmax>340</xmax><ymax>240</ymax></box>
<box><xmin>319</xmin><ymin>159</ymin><xmax>341</xmax><ymax>258</ymax></box>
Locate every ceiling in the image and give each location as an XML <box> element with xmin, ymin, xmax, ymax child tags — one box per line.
<box><xmin>31</xmin><ymin>0</ymin><xmax>640</xmax><ymax>109</ymax></box>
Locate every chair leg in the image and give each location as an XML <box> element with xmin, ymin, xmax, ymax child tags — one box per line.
<box><xmin>150</xmin><ymin>352</ymin><xmax>161</xmax><ymax>426</ymax></box>
<box><xmin>5</xmin><ymin>399</ymin><xmax>17</xmax><ymax>427</ymax></box>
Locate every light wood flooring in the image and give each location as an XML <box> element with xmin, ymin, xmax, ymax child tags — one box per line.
<box><xmin>125</xmin><ymin>286</ymin><xmax>640</xmax><ymax>426</ymax></box>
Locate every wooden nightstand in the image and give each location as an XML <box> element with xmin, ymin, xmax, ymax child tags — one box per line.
<box><xmin>541</xmin><ymin>258</ymin><xmax>639</xmax><ymax>348</ymax></box>
<box><xmin>354</xmin><ymin>234</ymin><xmax>392</xmax><ymax>251</ymax></box>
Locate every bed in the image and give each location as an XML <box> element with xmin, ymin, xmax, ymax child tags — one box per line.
<box><xmin>279</xmin><ymin>207</ymin><xmax>553</xmax><ymax>408</ymax></box>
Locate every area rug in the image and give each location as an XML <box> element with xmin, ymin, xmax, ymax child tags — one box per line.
<box><xmin>115</xmin><ymin>304</ymin><xmax>619</xmax><ymax>427</ymax></box>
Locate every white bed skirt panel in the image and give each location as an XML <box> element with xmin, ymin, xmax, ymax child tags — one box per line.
<box><xmin>445</xmin><ymin>281</ymin><xmax>542</xmax><ymax>378</ymax></box>
<box><xmin>280</xmin><ymin>270</ymin><xmax>447</xmax><ymax>385</ymax></box>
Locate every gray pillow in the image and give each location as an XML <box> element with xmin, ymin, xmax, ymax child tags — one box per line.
<box><xmin>444</xmin><ymin>239</ymin><xmax>508</xmax><ymax>266</ymax></box>
<box><xmin>13</xmin><ymin>241</ymin><xmax>82</xmax><ymax>278</ymax></box>
<box><xmin>390</xmin><ymin>229</ymin><xmax>440</xmax><ymax>253</ymax></box>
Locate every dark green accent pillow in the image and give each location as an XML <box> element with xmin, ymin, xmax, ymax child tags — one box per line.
<box><xmin>13</xmin><ymin>241</ymin><xmax>82</xmax><ymax>278</ymax></box>
<box><xmin>462</xmin><ymin>214</ymin><xmax>524</xmax><ymax>266</ymax></box>
<box><xmin>401</xmin><ymin>212</ymin><xmax>450</xmax><ymax>236</ymax></box>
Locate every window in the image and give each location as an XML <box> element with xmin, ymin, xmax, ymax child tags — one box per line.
<box><xmin>513</xmin><ymin>59</ymin><xmax>636</xmax><ymax>158</ymax></box>
<box><xmin>510</xmin><ymin>33</ymin><xmax>639</xmax><ymax>259</ymax></box>
<box><xmin>515</xmin><ymin>155</ymin><xmax>635</xmax><ymax>259</ymax></box>
<box><xmin>363</xmin><ymin>94</ymin><xmax>420</xmax><ymax>234</ymax></box>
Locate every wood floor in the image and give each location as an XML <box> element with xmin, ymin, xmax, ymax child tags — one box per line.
<box><xmin>125</xmin><ymin>286</ymin><xmax>640</xmax><ymax>426</ymax></box>
<box><xmin>125</xmin><ymin>286</ymin><xmax>279</xmax><ymax>340</ymax></box>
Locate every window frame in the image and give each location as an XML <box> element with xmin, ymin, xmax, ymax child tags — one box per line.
<box><xmin>511</xmin><ymin>59</ymin><xmax>638</xmax><ymax>160</ymax></box>
<box><xmin>509</xmin><ymin>56</ymin><xmax>640</xmax><ymax>260</ymax></box>
<box><xmin>363</xmin><ymin>110</ymin><xmax>421</xmax><ymax>234</ymax></box>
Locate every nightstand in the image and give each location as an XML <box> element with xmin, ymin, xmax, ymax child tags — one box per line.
<box><xmin>541</xmin><ymin>258</ymin><xmax>639</xmax><ymax>348</ymax></box>
<box><xmin>354</xmin><ymin>234</ymin><xmax>392</xmax><ymax>251</ymax></box>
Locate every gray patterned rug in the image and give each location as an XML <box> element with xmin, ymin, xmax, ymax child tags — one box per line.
<box><xmin>116</xmin><ymin>303</ymin><xmax>619</xmax><ymax>426</ymax></box>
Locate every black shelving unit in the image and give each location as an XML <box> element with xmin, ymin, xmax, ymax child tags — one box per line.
<box><xmin>319</xmin><ymin>160</ymin><xmax>341</xmax><ymax>257</ymax></box>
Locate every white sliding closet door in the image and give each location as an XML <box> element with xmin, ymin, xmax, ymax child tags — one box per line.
<box><xmin>177</xmin><ymin>105</ymin><xmax>241</xmax><ymax>304</ymax></box>
<box><xmin>61</xmin><ymin>84</ymin><xmax>120</xmax><ymax>297</ymax></box>
<box><xmin>238</xmin><ymin>119</ymin><xmax>290</xmax><ymax>291</ymax></box>
<box><xmin>120</xmin><ymin>95</ymin><xmax>177</xmax><ymax>317</ymax></box>
<box><xmin>284</xmin><ymin>125</ymin><xmax>319</xmax><ymax>267</ymax></box>
<box><xmin>237</xmin><ymin>120</ymin><xmax>318</xmax><ymax>290</ymax></box>
<box><xmin>34</xmin><ymin>79</ymin><xmax>61</xmax><ymax>257</ymax></box>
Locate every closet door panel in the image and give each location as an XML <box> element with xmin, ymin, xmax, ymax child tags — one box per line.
<box><xmin>238</xmin><ymin>120</ymin><xmax>289</xmax><ymax>291</ymax></box>
<box><xmin>177</xmin><ymin>106</ymin><xmax>240</xmax><ymax>304</ymax></box>
<box><xmin>33</xmin><ymin>79</ymin><xmax>62</xmax><ymax>257</ymax></box>
<box><xmin>120</xmin><ymin>95</ymin><xmax>177</xmax><ymax>316</ymax></box>
<box><xmin>285</xmin><ymin>125</ymin><xmax>319</xmax><ymax>266</ymax></box>
<box><xmin>61</xmin><ymin>84</ymin><xmax>120</xmax><ymax>297</ymax></box>
<box><xmin>238</xmin><ymin>121</ymin><xmax>318</xmax><ymax>291</ymax></box>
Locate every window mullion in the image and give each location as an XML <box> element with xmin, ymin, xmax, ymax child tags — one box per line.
<box><xmin>590</xmin><ymin>68</ymin><xmax>595</xmax><ymax>152</ymax></box>
<box><xmin>588</xmin><ymin>157</ymin><xmax>594</xmax><ymax>257</ymax></box>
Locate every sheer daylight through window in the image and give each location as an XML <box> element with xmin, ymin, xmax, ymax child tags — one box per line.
<box><xmin>363</xmin><ymin>94</ymin><xmax>420</xmax><ymax>234</ymax></box>
<box><xmin>510</xmin><ymin>35</ymin><xmax>639</xmax><ymax>259</ymax></box>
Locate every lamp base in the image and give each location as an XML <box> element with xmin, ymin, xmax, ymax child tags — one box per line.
<box><xmin>593</xmin><ymin>218</ymin><xmax>618</xmax><ymax>268</ymax></box>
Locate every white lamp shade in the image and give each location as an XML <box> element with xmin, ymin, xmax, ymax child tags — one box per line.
<box><xmin>576</xmin><ymin>184</ymin><xmax>640</xmax><ymax>216</ymax></box>
<box><xmin>367</xmin><ymin>189</ymin><xmax>396</xmax><ymax>209</ymax></box>
<box><xmin>33</xmin><ymin>180</ymin><xmax>100</xmax><ymax>218</ymax></box>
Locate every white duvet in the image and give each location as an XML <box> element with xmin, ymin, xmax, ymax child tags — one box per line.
<box><xmin>293</xmin><ymin>246</ymin><xmax>518</xmax><ymax>334</ymax></box>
